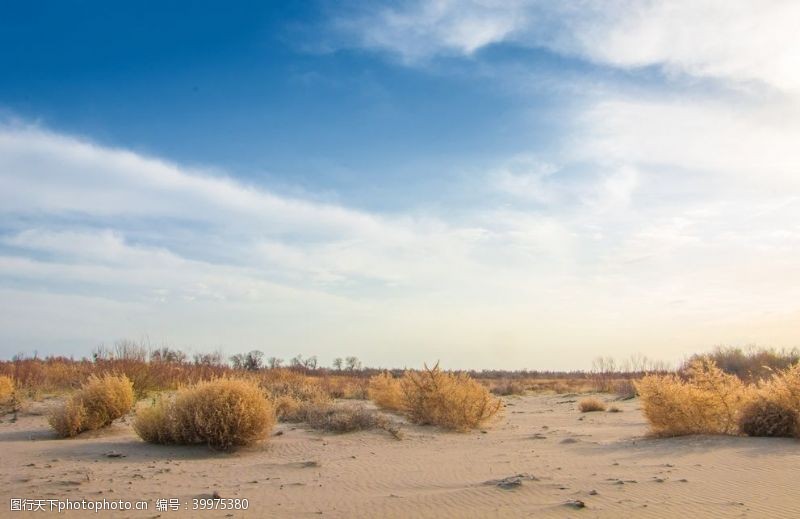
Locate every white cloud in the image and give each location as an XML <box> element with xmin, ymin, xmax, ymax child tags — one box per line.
<box><xmin>334</xmin><ymin>0</ymin><xmax>800</xmax><ymax>94</ymax></box>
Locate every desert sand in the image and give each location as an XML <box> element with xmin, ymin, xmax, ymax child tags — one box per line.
<box><xmin>2</xmin><ymin>393</ymin><xmax>799</xmax><ymax>518</ymax></box>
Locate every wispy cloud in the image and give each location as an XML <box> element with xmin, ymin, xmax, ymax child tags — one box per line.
<box><xmin>331</xmin><ymin>0</ymin><xmax>800</xmax><ymax>94</ymax></box>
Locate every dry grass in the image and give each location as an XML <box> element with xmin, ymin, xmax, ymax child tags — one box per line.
<box><xmin>134</xmin><ymin>378</ymin><xmax>275</xmax><ymax>449</ymax></box>
<box><xmin>636</xmin><ymin>359</ymin><xmax>755</xmax><ymax>437</ymax></box>
<box><xmin>578</xmin><ymin>397</ymin><xmax>607</xmax><ymax>412</ymax></box>
<box><xmin>607</xmin><ymin>405</ymin><xmax>622</xmax><ymax>413</ymax></box>
<box><xmin>399</xmin><ymin>363</ymin><xmax>502</xmax><ymax>431</ymax></box>
<box><xmin>1</xmin><ymin>356</ymin><xmax>228</xmax><ymax>398</ymax></box>
<box><xmin>48</xmin><ymin>374</ymin><xmax>135</xmax><ymax>437</ymax></box>
<box><xmin>368</xmin><ymin>372</ymin><xmax>404</xmax><ymax>412</ymax></box>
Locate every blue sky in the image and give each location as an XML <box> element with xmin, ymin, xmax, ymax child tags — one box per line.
<box><xmin>2</xmin><ymin>1</ymin><xmax>800</xmax><ymax>368</ymax></box>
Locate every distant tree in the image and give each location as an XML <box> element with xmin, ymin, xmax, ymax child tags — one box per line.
<box><xmin>290</xmin><ymin>354</ymin><xmax>304</xmax><ymax>369</ymax></box>
<box><xmin>230</xmin><ymin>353</ymin><xmax>246</xmax><ymax>370</ymax></box>
<box><xmin>150</xmin><ymin>347</ymin><xmax>186</xmax><ymax>363</ymax></box>
<box><xmin>345</xmin><ymin>356</ymin><xmax>362</xmax><ymax>371</ymax></box>
<box><xmin>267</xmin><ymin>357</ymin><xmax>284</xmax><ymax>369</ymax></box>
<box><xmin>332</xmin><ymin>357</ymin><xmax>343</xmax><ymax>371</ymax></box>
<box><xmin>231</xmin><ymin>350</ymin><xmax>264</xmax><ymax>371</ymax></box>
<box><xmin>244</xmin><ymin>350</ymin><xmax>264</xmax><ymax>371</ymax></box>
<box><xmin>193</xmin><ymin>351</ymin><xmax>223</xmax><ymax>366</ymax></box>
<box><xmin>304</xmin><ymin>356</ymin><xmax>318</xmax><ymax>370</ymax></box>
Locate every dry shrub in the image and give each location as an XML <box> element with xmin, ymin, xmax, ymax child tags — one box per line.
<box><xmin>135</xmin><ymin>378</ymin><xmax>274</xmax><ymax>449</ymax></box>
<box><xmin>738</xmin><ymin>397</ymin><xmax>799</xmax><ymax>438</ymax></box>
<box><xmin>578</xmin><ymin>397</ymin><xmax>606</xmax><ymax>412</ymax></box>
<box><xmin>607</xmin><ymin>405</ymin><xmax>622</xmax><ymax>413</ymax></box>
<box><xmin>636</xmin><ymin>359</ymin><xmax>754</xmax><ymax>436</ymax></box>
<box><xmin>258</xmin><ymin>369</ymin><xmax>330</xmax><ymax>421</ymax></box>
<box><xmin>48</xmin><ymin>374</ymin><xmax>135</xmax><ymax>437</ymax></box>
<box><xmin>368</xmin><ymin>372</ymin><xmax>404</xmax><ymax>412</ymax></box>
<box><xmin>0</xmin><ymin>375</ymin><xmax>14</xmax><ymax>405</ymax></box>
<box><xmin>321</xmin><ymin>376</ymin><xmax>369</xmax><ymax>399</ymax></box>
<box><xmin>399</xmin><ymin>364</ymin><xmax>501</xmax><ymax>431</ymax></box>
<box><xmin>761</xmin><ymin>363</ymin><xmax>800</xmax><ymax>414</ymax></box>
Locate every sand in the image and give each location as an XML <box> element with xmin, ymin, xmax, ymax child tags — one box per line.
<box><xmin>2</xmin><ymin>393</ymin><xmax>800</xmax><ymax>518</ymax></box>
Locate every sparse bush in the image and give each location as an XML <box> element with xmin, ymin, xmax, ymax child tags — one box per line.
<box><xmin>48</xmin><ymin>374</ymin><xmax>135</xmax><ymax>437</ymax></box>
<box><xmin>368</xmin><ymin>372</ymin><xmax>404</xmax><ymax>412</ymax></box>
<box><xmin>607</xmin><ymin>405</ymin><xmax>622</xmax><ymax>413</ymax></box>
<box><xmin>636</xmin><ymin>359</ymin><xmax>754</xmax><ymax>436</ymax></box>
<box><xmin>489</xmin><ymin>379</ymin><xmax>527</xmax><ymax>396</ymax></box>
<box><xmin>399</xmin><ymin>363</ymin><xmax>501</xmax><ymax>431</ymax></box>
<box><xmin>134</xmin><ymin>378</ymin><xmax>275</xmax><ymax>449</ymax></box>
<box><xmin>290</xmin><ymin>402</ymin><xmax>400</xmax><ymax>437</ymax></box>
<box><xmin>579</xmin><ymin>397</ymin><xmax>606</xmax><ymax>412</ymax></box>
<box><xmin>611</xmin><ymin>379</ymin><xmax>637</xmax><ymax>400</ymax></box>
<box><xmin>738</xmin><ymin>397</ymin><xmax>799</xmax><ymax>438</ymax></box>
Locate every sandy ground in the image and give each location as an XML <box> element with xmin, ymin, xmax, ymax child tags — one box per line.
<box><xmin>2</xmin><ymin>393</ymin><xmax>800</xmax><ymax>518</ymax></box>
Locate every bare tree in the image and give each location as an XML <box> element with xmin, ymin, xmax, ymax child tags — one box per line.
<box><xmin>231</xmin><ymin>350</ymin><xmax>264</xmax><ymax>371</ymax></box>
<box><xmin>332</xmin><ymin>357</ymin><xmax>343</xmax><ymax>370</ymax></box>
<box><xmin>290</xmin><ymin>354</ymin><xmax>304</xmax><ymax>369</ymax></box>
<box><xmin>345</xmin><ymin>356</ymin><xmax>362</xmax><ymax>371</ymax></box>
<box><xmin>193</xmin><ymin>351</ymin><xmax>223</xmax><ymax>366</ymax></box>
<box><xmin>267</xmin><ymin>357</ymin><xmax>284</xmax><ymax>369</ymax></box>
<box><xmin>303</xmin><ymin>355</ymin><xmax>318</xmax><ymax>370</ymax></box>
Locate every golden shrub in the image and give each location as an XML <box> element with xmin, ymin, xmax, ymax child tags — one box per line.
<box><xmin>368</xmin><ymin>372</ymin><xmax>405</xmax><ymax>412</ymax></box>
<box><xmin>48</xmin><ymin>374</ymin><xmax>135</xmax><ymax>437</ymax></box>
<box><xmin>0</xmin><ymin>375</ymin><xmax>14</xmax><ymax>405</ymax></box>
<box><xmin>399</xmin><ymin>363</ymin><xmax>501</xmax><ymax>432</ymax></box>
<box><xmin>761</xmin><ymin>363</ymin><xmax>800</xmax><ymax>414</ymax></box>
<box><xmin>133</xmin><ymin>398</ymin><xmax>174</xmax><ymax>444</ymax></box>
<box><xmin>48</xmin><ymin>398</ymin><xmax>86</xmax><ymax>437</ymax></box>
<box><xmin>738</xmin><ymin>397</ymin><xmax>799</xmax><ymax>437</ymax></box>
<box><xmin>635</xmin><ymin>359</ymin><xmax>754</xmax><ymax>436</ymax></box>
<box><xmin>134</xmin><ymin>378</ymin><xmax>275</xmax><ymax>449</ymax></box>
<box><xmin>578</xmin><ymin>397</ymin><xmax>606</xmax><ymax>412</ymax></box>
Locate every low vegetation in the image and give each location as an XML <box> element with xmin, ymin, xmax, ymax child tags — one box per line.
<box><xmin>681</xmin><ymin>346</ymin><xmax>800</xmax><ymax>383</ymax></box>
<box><xmin>578</xmin><ymin>397</ymin><xmax>607</xmax><ymax>412</ymax></box>
<box><xmin>134</xmin><ymin>377</ymin><xmax>274</xmax><ymax>449</ymax></box>
<box><xmin>487</xmin><ymin>379</ymin><xmax>527</xmax><ymax>396</ymax></box>
<box><xmin>738</xmin><ymin>397</ymin><xmax>798</xmax><ymax>438</ymax></box>
<box><xmin>368</xmin><ymin>364</ymin><xmax>502</xmax><ymax>431</ymax></box>
<box><xmin>48</xmin><ymin>374</ymin><xmax>135</xmax><ymax>437</ymax></box>
<box><xmin>368</xmin><ymin>372</ymin><xmax>404</xmax><ymax>412</ymax></box>
<box><xmin>636</xmin><ymin>358</ymin><xmax>800</xmax><ymax>438</ymax></box>
<box><xmin>0</xmin><ymin>375</ymin><xmax>19</xmax><ymax>415</ymax></box>
<box><xmin>258</xmin><ymin>369</ymin><xmax>332</xmax><ymax>421</ymax></box>
<box><xmin>0</xmin><ymin>375</ymin><xmax>14</xmax><ymax>404</ymax></box>
<box><xmin>286</xmin><ymin>401</ymin><xmax>401</xmax><ymax>438</ymax></box>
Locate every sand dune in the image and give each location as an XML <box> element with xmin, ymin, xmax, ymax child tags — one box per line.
<box><xmin>2</xmin><ymin>394</ymin><xmax>799</xmax><ymax>518</ymax></box>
